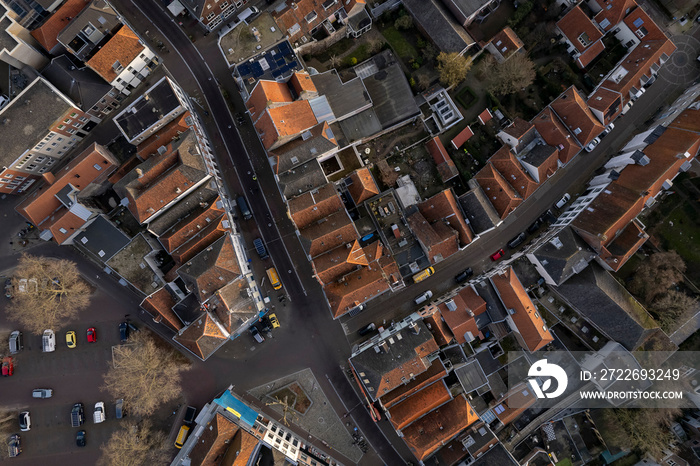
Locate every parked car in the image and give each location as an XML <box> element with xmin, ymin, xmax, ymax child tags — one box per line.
<box><xmin>508</xmin><ymin>232</ymin><xmax>527</xmax><ymax>249</ymax></box>
<box><xmin>268</xmin><ymin>314</ymin><xmax>280</xmax><ymax>329</ymax></box>
<box><xmin>66</xmin><ymin>330</ymin><xmax>77</xmax><ymax>348</ymax></box>
<box><xmin>174</xmin><ymin>425</ymin><xmax>190</xmax><ymax>449</ymax></box>
<box><xmin>679</xmin><ymin>15</ymin><xmax>688</xmax><ymax>26</ymax></box>
<box><xmin>348</xmin><ymin>304</ymin><xmax>365</xmax><ymax>317</ymax></box>
<box><xmin>414</xmin><ymin>290</ymin><xmax>433</xmax><ymax>305</ymax></box>
<box><xmin>93</xmin><ymin>402</ymin><xmax>105</xmax><ymax>424</ymax></box>
<box><xmin>183</xmin><ymin>406</ymin><xmax>197</xmax><ymax>425</ymax></box>
<box><xmin>585</xmin><ymin>137</ymin><xmax>601</xmax><ymax>153</ymax></box>
<box><xmin>357</xmin><ymin>323</ymin><xmax>376</xmax><ymax>336</ymax></box>
<box><xmin>76</xmin><ymin>430</ymin><xmax>86</xmax><ymax>447</ymax></box>
<box><xmin>455</xmin><ymin>268</ymin><xmax>473</xmax><ymax>283</ymax></box>
<box><xmin>18</xmin><ymin>411</ymin><xmax>30</xmax><ymax>431</ymax></box>
<box><xmin>7</xmin><ymin>434</ymin><xmax>20</xmax><ymax>457</ymax></box>
<box><xmin>554</xmin><ymin>193</ymin><xmax>571</xmax><ymax>209</ymax></box>
<box><xmin>253</xmin><ymin>238</ymin><xmax>268</xmax><ymax>259</ymax></box>
<box><xmin>42</xmin><ymin>329</ymin><xmax>55</xmax><ymax>352</ymax></box>
<box><xmin>32</xmin><ymin>389</ymin><xmax>53</xmax><ymax>398</ymax></box>
<box><xmin>115</xmin><ymin>399</ymin><xmax>124</xmax><ymax>419</ymax></box>
<box><xmin>71</xmin><ymin>403</ymin><xmax>85</xmax><ymax>427</ymax></box>
<box><xmin>527</xmin><ymin>219</ymin><xmax>542</xmax><ymax>234</ymax></box>
<box><xmin>8</xmin><ymin>330</ymin><xmax>22</xmax><ymax>354</ymax></box>
<box><xmin>87</xmin><ymin>327</ymin><xmax>97</xmax><ymax>343</ymax></box>
<box><xmin>2</xmin><ymin>357</ymin><xmax>13</xmax><ymax>376</ymax></box>
<box><xmin>119</xmin><ymin>322</ymin><xmax>129</xmax><ymax>343</ymax></box>
<box><xmin>490</xmin><ymin>249</ymin><xmax>505</xmax><ymax>261</ymax></box>
<box><xmin>249</xmin><ymin>326</ymin><xmax>264</xmax><ymax>343</ymax></box>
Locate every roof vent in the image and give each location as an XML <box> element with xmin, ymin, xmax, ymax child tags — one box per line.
<box><xmin>550</xmin><ymin>237</ymin><xmax>564</xmax><ymax>249</ymax></box>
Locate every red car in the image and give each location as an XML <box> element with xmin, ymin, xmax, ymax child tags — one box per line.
<box><xmin>2</xmin><ymin>357</ymin><xmax>13</xmax><ymax>376</ymax></box>
<box><xmin>490</xmin><ymin>248</ymin><xmax>505</xmax><ymax>261</ymax></box>
<box><xmin>87</xmin><ymin>328</ymin><xmax>97</xmax><ymax>343</ymax></box>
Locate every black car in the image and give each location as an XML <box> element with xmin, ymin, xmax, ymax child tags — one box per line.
<box><xmin>455</xmin><ymin>268</ymin><xmax>474</xmax><ymax>283</ymax></box>
<box><xmin>119</xmin><ymin>322</ymin><xmax>129</xmax><ymax>343</ymax></box>
<box><xmin>358</xmin><ymin>323</ymin><xmax>376</xmax><ymax>336</ymax></box>
<box><xmin>508</xmin><ymin>232</ymin><xmax>527</xmax><ymax>249</ymax></box>
<box><xmin>8</xmin><ymin>434</ymin><xmax>20</xmax><ymax>457</ymax></box>
<box><xmin>527</xmin><ymin>219</ymin><xmax>542</xmax><ymax>234</ymax></box>
<box><xmin>76</xmin><ymin>430</ymin><xmax>86</xmax><ymax>447</ymax></box>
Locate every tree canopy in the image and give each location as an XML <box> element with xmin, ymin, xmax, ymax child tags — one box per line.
<box><xmin>98</xmin><ymin>420</ymin><xmax>168</xmax><ymax>466</ymax></box>
<box><xmin>436</xmin><ymin>52</ymin><xmax>472</xmax><ymax>88</ymax></box>
<box><xmin>630</xmin><ymin>251</ymin><xmax>686</xmax><ymax>303</ymax></box>
<box><xmin>480</xmin><ymin>54</ymin><xmax>536</xmax><ymax>95</ymax></box>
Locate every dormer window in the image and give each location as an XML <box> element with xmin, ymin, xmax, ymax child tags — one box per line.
<box><xmin>305</xmin><ymin>10</ymin><xmax>317</xmax><ymax>23</ymax></box>
<box><xmin>112</xmin><ymin>61</ymin><xmax>124</xmax><ymax>72</ymax></box>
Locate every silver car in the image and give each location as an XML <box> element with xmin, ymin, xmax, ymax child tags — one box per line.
<box><xmin>32</xmin><ymin>388</ymin><xmax>53</xmax><ymax>398</ymax></box>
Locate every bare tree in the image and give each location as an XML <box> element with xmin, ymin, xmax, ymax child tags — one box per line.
<box><xmin>481</xmin><ymin>54</ymin><xmax>536</xmax><ymax>96</ymax></box>
<box><xmin>366</xmin><ymin>37</ymin><xmax>385</xmax><ymax>55</ymax></box>
<box><xmin>394</xmin><ymin>15</ymin><xmax>413</xmax><ymax>30</ymax></box>
<box><xmin>101</xmin><ymin>333</ymin><xmax>190</xmax><ymax>417</ymax></box>
<box><xmin>600</xmin><ymin>408</ymin><xmax>681</xmax><ymax>460</ymax></box>
<box><xmin>436</xmin><ymin>52</ymin><xmax>473</xmax><ymax>88</ymax></box>
<box><xmin>98</xmin><ymin>420</ymin><xmax>169</xmax><ymax>466</ymax></box>
<box><xmin>652</xmin><ymin>290</ymin><xmax>698</xmax><ymax>332</ymax></box>
<box><xmin>417</xmin><ymin>73</ymin><xmax>433</xmax><ymax>91</ymax></box>
<box><xmin>6</xmin><ymin>255</ymin><xmax>91</xmax><ymax>334</ymax></box>
<box><xmin>328</xmin><ymin>54</ymin><xmax>342</xmax><ymax>68</ymax></box>
<box><xmin>630</xmin><ymin>251</ymin><xmax>686</xmax><ymax>303</ymax></box>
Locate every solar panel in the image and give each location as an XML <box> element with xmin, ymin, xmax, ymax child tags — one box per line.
<box><xmin>289</xmin><ymin>60</ymin><xmax>298</xmax><ymax>70</ymax></box>
<box><xmin>238</xmin><ymin>63</ymin><xmax>251</xmax><ymax>76</ymax></box>
<box><xmin>278</xmin><ymin>41</ymin><xmax>292</xmax><ymax>55</ymax></box>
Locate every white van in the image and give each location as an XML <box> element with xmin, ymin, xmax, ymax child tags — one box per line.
<box><xmin>237</xmin><ymin>6</ymin><xmax>259</xmax><ymax>24</ymax></box>
<box><xmin>414</xmin><ymin>290</ymin><xmax>433</xmax><ymax>305</ymax></box>
<box><xmin>93</xmin><ymin>402</ymin><xmax>106</xmax><ymax>423</ymax></box>
<box><xmin>42</xmin><ymin>329</ymin><xmax>55</xmax><ymax>352</ymax></box>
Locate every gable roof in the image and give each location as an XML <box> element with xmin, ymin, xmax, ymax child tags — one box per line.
<box><xmin>388</xmin><ymin>380</ymin><xmax>452</xmax><ymax>431</ymax></box>
<box><xmin>31</xmin><ymin>0</ymin><xmax>90</xmax><ymax>52</ymax></box>
<box><xmin>491</xmin><ymin>267</ymin><xmax>554</xmax><ymax>352</ymax></box>
<box><xmin>474</xmin><ymin>163</ymin><xmax>522</xmax><ymax>219</ymax></box>
<box><xmin>529</xmin><ymin>227</ymin><xmax>596</xmax><ymax>285</ymax></box>
<box><xmin>222</xmin><ymin>427</ymin><xmax>260</xmax><ymax>465</ymax></box>
<box><xmin>478</xmin><ymin>108</ymin><xmax>492</xmax><ymax>125</ymax></box>
<box><xmin>439</xmin><ymin>287</ymin><xmax>486</xmax><ymax>344</ymax></box>
<box><xmin>452</xmin><ymin>124</ymin><xmax>474</xmax><ymax>149</ymax></box>
<box><xmin>209</xmin><ymin>277</ymin><xmax>257</xmax><ymax>334</ymax></box>
<box><xmin>407</xmin><ymin>210</ymin><xmax>459</xmax><ymax>264</ymax></box>
<box><xmin>401</xmin><ymin>0</ymin><xmax>474</xmax><ymax>54</ymax></box>
<box><xmin>188</xmin><ymin>413</ymin><xmax>239</xmax><ymax>466</ymax></box>
<box><xmin>288</xmin><ymin>71</ymin><xmax>318</xmax><ymax>97</ymax></box>
<box><xmin>489</xmin><ymin>26</ymin><xmax>524</xmax><ymax>60</ymax></box>
<box><xmin>346</xmin><ymin>167</ymin><xmax>380</xmax><ymax>205</ymax></box>
<box><xmin>158</xmin><ymin>196</ymin><xmax>224</xmax><ymax>253</ymax></box>
<box><xmin>174</xmin><ymin>312</ymin><xmax>228</xmax><ymax>360</ymax></box>
<box><xmin>288</xmin><ymin>183</ymin><xmax>342</xmax><ymax>228</ymax></box>
<box><xmin>140</xmin><ymin>287</ymin><xmax>184</xmax><ymax>332</ymax></box>
<box><xmin>177</xmin><ymin>235</ymin><xmax>241</xmax><ymax>302</ymax></box>
<box><xmin>137</xmin><ymin>112</ymin><xmax>193</xmax><ymax>159</ymax></box>
<box><xmin>17</xmin><ymin>144</ymin><xmax>118</xmax><ymax>227</ymax></box>
<box><xmin>593</xmin><ymin>0</ymin><xmax>638</xmax><ymax>31</ymax></box>
<box><xmin>418</xmin><ymin>189</ymin><xmax>473</xmax><ymax>246</ymax></box>
<box><xmin>312</xmin><ymin>239</ymin><xmax>377</xmax><ymax>285</ymax></box>
<box><xmin>246</xmin><ymin>79</ymin><xmax>294</xmax><ymax>121</ymax></box>
<box><xmin>556</xmin><ymin>5</ymin><xmax>603</xmax><ymax>53</ymax></box>
<box><xmin>379</xmin><ymin>360</ymin><xmax>448</xmax><ymax>408</ymax></box>
<box><xmin>532</xmin><ymin>106</ymin><xmax>582</xmax><ymax>164</ymax></box>
<box><xmin>270</xmin><ymin>121</ymin><xmax>337</xmax><ymax>174</ymax></box>
<box><xmin>298</xmin><ymin>209</ymin><xmax>357</xmax><ymax>258</ymax></box>
<box><xmin>254</xmin><ymin>100</ymin><xmax>318</xmax><ymax>150</ymax></box>
<box><xmin>489</xmin><ymin>146</ymin><xmax>539</xmax><ymax>200</ymax></box>
<box><xmin>86</xmin><ymin>25</ymin><xmax>143</xmax><ymax>83</ymax></box>
<box><xmin>401</xmin><ymin>395</ymin><xmax>479</xmax><ymax>461</ymax></box>
<box><xmin>113</xmin><ymin>131</ymin><xmax>208</xmax><ymax>224</ymax></box>
<box><xmin>427</xmin><ymin>136</ymin><xmax>459</xmax><ymax>182</ymax></box>
<box><xmin>550</xmin><ymin>86</ymin><xmax>605</xmax><ymax>146</ymax></box>
<box><xmin>350</xmin><ymin>320</ymin><xmax>439</xmax><ymax>399</ymax></box>
<box><xmin>576</xmin><ymin>39</ymin><xmax>605</xmax><ymax>68</ymax></box>
<box><xmin>492</xmin><ymin>383</ymin><xmax>536</xmax><ymax>425</ymax></box>
<box><xmin>457</xmin><ymin>188</ymin><xmax>501</xmax><ymax>235</ymax></box>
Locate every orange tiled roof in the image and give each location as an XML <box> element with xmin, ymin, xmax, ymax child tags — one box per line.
<box><xmin>556</xmin><ymin>6</ymin><xmax>603</xmax><ymax>53</ymax></box>
<box><xmin>438</xmin><ymin>288</ymin><xmax>484</xmax><ymax>344</ymax></box>
<box><xmin>491</xmin><ymin>267</ymin><xmax>554</xmax><ymax>352</ymax></box>
<box><xmin>667</xmin><ymin>103</ymin><xmax>700</xmax><ymax>133</ymax></box>
<box><xmin>501</xmin><ymin>117</ymin><xmax>535</xmax><ymax>142</ymax></box>
<box><xmin>255</xmin><ymin>100</ymin><xmax>318</xmax><ymax>150</ymax></box>
<box><xmin>31</xmin><ymin>0</ymin><xmax>90</xmax><ymax>52</ymax></box>
<box><xmin>86</xmin><ymin>25</ymin><xmax>143</xmax><ymax>83</ymax></box>
<box><xmin>47</xmin><ymin>209</ymin><xmax>88</xmax><ymax>245</ymax></box>
<box><xmin>288</xmin><ymin>183</ymin><xmax>343</xmax><ymax>228</ymax></box>
<box><xmin>299</xmin><ymin>209</ymin><xmax>357</xmax><ymax>258</ymax></box>
<box><xmin>177</xmin><ymin>235</ymin><xmax>241</xmax><ymax>302</ymax></box>
<box><xmin>272</xmin><ymin>0</ymin><xmax>351</xmax><ymax>41</ymax></box>
<box><xmin>427</xmin><ymin>136</ymin><xmax>459</xmax><ymax>182</ymax></box>
<box><xmin>246</xmin><ymin>80</ymin><xmax>294</xmax><ymax>121</ymax></box>
<box><xmin>550</xmin><ymin>86</ymin><xmax>604</xmax><ymax>146</ymax></box>
<box><xmin>451</xmin><ymin>124</ymin><xmax>473</xmax><ymax>149</ymax></box>
<box><xmin>171</xmin><ymin>216</ymin><xmax>227</xmax><ymax>266</ymax></box>
<box><xmin>418</xmin><ymin>189</ymin><xmax>473</xmax><ymax>246</ymax></box>
<box><xmin>593</xmin><ymin>0</ymin><xmax>638</xmax><ymax>31</ymax></box>
<box><xmin>599</xmin><ymin>219</ymin><xmax>648</xmax><ymax>271</ymax></box>
<box><xmin>140</xmin><ymin>288</ymin><xmax>183</xmax><ymax>332</ymax></box>
<box><xmin>586</xmin><ymin>87</ymin><xmax>624</xmax><ymax>123</ymax></box>
<box><xmin>136</xmin><ymin>112</ymin><xmax>193</xmax><ymax>159</ymax></box>
<box><xmin>312</xmin><ymin>239</ymin><xmax>376</xmax><ymax>285</ymax></box>
<box><xmin>289</xmin><ymin>71</ymin><xmax>317</xmax><ymax>97</ymax></box>
<box><xmin>493</xmin><ymin>383</ymin><xmax>536</xmax><ymax>425</ymax></box>
<box><xmin>532</xmin><ymin>107</ymin><xmax>581</xmax><ymax>164</ymax></box>
<box><xmin>474</xmin><ymin>164</ymin><xmax>522</xmax><ymax>219</ymax></box>
<box><xmin>17</xmin><ymin>144</ymin><xmax>118</xmax><ymax>227</ymax></box>
<box><xmin>478</xmin><ymin>108</ymin><xmax>492</xmax><ymax>125</ymax></box>
<box><xmin>407</xmin><ymin>210</ymin><xmax>459</xmax><ymax>264</ymax></box>
<box><xmin>174</xmin><ymin>313</ymin><xmax>228</xmax><ymax>360</ymax></box>
<box><xmin>346</xmin><ymin>167</ymin><xmax>380</xmax><ymax>205</ymax></box>
<box><xmin>490</xmin><ymin>146</ymin><xmax>539</xmax><ymax>200</ymax></box>
<box><xmin>227</xmin><ymin>428</ymin><xmax>260</xmax><ymax>465</ymax></box>
<box><xmin>423</xmin><ymin>310</ymin><xmax>454</xmax><ymax>347</ymax></box>
<box><xmin>576</xmin><ymin>39</ymin><xmax>605</xmax><ymax>68</ymax></box>
<box><xmin>402</xmin><ymin>395</ymin><xmax>479</xmax><ymax>461</ymax></box>
<box><xmin>159</xmin><ymin>197</ymin><xmax>224</xmax><ymax>253</ymax></box>
<box><xmin>622</xmin><ymin>6</ymin><xmax>666</xmax><ymax>41</ymax></box>
<box><xmin>489</xmin><ymin>26</ymin><xmax>524</xmax><ymax>60</ymax></box>
<box><xmin>379</xmin><ymin>362</ymin><xmax>448</xmax><ymax>408</ymax></box>
<box><xmin>388</xmin><ymin>380</ymin><xmax>452</xmax><ymax>430</ymax></box>
<box><xmin>188</xmin><ymin>413</ymin><xmax>239</xmax><ymax>466</ymax></box>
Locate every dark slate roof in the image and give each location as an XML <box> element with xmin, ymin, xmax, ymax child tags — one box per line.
<box><xmin>41</xmin><ymin>55</ymin><xmax>112</xmax><ymax>112</ymax></box>
<box><xmin>0</xmin><ymin>17</ymin><xmax>17</xmax><ymax>51</ymax></box>
<box><xmin>337</xmin><ymin>108</ymin><xmax>383</xmax><ymax>143</ymax></box>
<box><xmin>271</xmin><ymin>123</ymin><xmax>337</xmax><ymax>173</ymax></box>
<box><xmin>310</xmin><ymin>70</ymin><xmax>371</xmax><ymax>121</ymax></box>
<box><xmin>472</xmin><ymin>443</ymin><xmax>519</xmax><ymax>466</ymax></box>
<box><xmin>521</xmin><ymin>142</ymin><xmax>557</xmax><ymax>167</ymax></box>
<box><xmin>473</xmin><ymin>279</ymin><xmax>508</xmax><ymax>323</ymax></box>
<box><xmin>114</xmin><ymin>79</ymin><xmax>182</xmax><ymax>140</ymax></box>
<box><xmin>73</xmin><ymin>215</ymin><xmax>130</xmax><ymax>261</ymax></box>
<box><xmin>359</xmin><ymin>55</ymin><xmax>420</xmax><ymax>129</ymax></box>
<box><xmin>644</xmin><ymin>125</ymin><xmax>667</xmax><ymax>145</ymax></box>
<box><xmin>147</xmin><ymin>183</ymin><xmax>220</xmax><ymax>236</ymax></box>
<box><xmin>458</xmin><ymin>188</ymin><xmax>501</xmax><ymax>235</ymax></box>
<box><xmin>277</xmin><ymin>158</ymin><xmax>327</xmax><ymax>199</ymax></box>
<box><xmin>530</xmin><ymin>227</ymin><xmax>596</xmax><ymax>285</ymax></box>
<box><xmin>402</xmin><ymin>0</ymin><xmax>474</xmax><ymax>54</ymax></box>
<box><xmin>172</xmin><ymin>292</ymin><xmax>203</xmax><ymax>325</ymax></box>
<box><xmin>455</xmin><ymin>359</ymin><xmax>489</xmax><ymax>393</ymax></box>
<box><xmin>555</xmin><ymin>263</ymin><xmax>658</xmax><ymax>351</ymax></box>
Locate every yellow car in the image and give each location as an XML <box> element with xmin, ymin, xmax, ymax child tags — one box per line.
<box><xmin>269</xmin><ymin>314</ymin><xmax>280</xmax><ymax>329</ymax></box>
<box><xmin>66</xmin><ymin>331</ymin><xmax>77</xmax><ymax>348</ymax></box>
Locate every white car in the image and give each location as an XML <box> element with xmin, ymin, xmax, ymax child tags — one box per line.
<box><xmin>555</xmin><ymin>193</ymin><xmax>571</xmax><ymax>209</ymax></box>
<box><xmin>414</xmin><ymin>290</ymin><xmax>433</xmax><ymax>305</ymax></box>
<box><xmin>42</xmin><ymin>329</ymin><xmax>55</xmax><ymax>353</ymax></box>
<box><xmin>585</xmin><ymin>137</ymin><xmax>601</xmax><ymax>153</ymax></box>
<box><xmin>93</xmin><ymin>402</ymin><xmax>106</xmax><ymax>424</ymax></box>
<box><xmin>19</xmin><ymin>411</ymin><xmax>30</xmax><ymax>432</ymax></box>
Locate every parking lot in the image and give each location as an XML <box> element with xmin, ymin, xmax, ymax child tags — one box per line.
<box><xmin>1</xmin><ymin>287</ymin><xmax>133</xmax><ymax>464</ymax></box>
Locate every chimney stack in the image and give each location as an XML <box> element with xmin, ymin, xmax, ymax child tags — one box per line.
<box><xmin>42</xmin><ymin>172</ymin><xmax>56</xmax><ymax>185</ymax></box>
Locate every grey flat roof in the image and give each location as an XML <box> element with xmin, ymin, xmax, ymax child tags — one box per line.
<box><xmin>114</xmin><ymin>78</ymin><xmax>181</xmax><ymax>140</ymax></box>
<box><xmin>338</xmin><ymin>108</ymin><xmax>382</xmax><ymax>142</ymax></box>
<box><xmin>0</xmin><ymin>77</ymin><xmax>73</xmax><ymax>168</ymax></box>
<box><xmin>402</xmin><ymin>0</ymin><xmax>474</xmax><ymax>54</ymax></box>
<box><xmin>310</xmin><ymin>70</ymin><xmax>371</xmax><ymax>121</ymax></box>
<box><xmin>458</xmin><ymin>189</ymin><xmax>501</xmax><ymax>235</ymax></box>
<box><xmin>41</xmin><ymin>55</ymin><xmax>112</xmax><ymax>111</ymax></box>
<box><xmin>74</xmin><ymin>215</ymin><xmax>131</xmax><ymax>261</ymax></box>
<box><xmin>361</xmin><ymin>63</ymin><xmax>420</xmax><ymax>129</ymax></box>
<box><xmin>522</xmin><ymin>142</ymin><xmax>557</xmax><ymax>167</ymax></box>
<box><xmin>278</xmin><ymin>158</ymin><xmax>327</xmax><ymax>199</ymax></box>
<box><xmin>455</xmin><ymin>359</ymin><xmax>489</xmax><ymax>393</ymax></box>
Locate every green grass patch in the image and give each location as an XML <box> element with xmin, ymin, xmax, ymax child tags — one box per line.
<box><xmin>381</xmin><ymin>26</ymin><xmax>418</xmax><ymax>61</ymax></box>
<box><xmin>307</xmin><ymin>37</ymin><xmax>355</xmax><ymax>63</ymax></box>
<box><xmin>556</xmin><ymin>459</ymin><xmax>573</xmax><ymax>466</ymax></box>
<box><xmin>455</xmin><ymin>86</ymin><xmax>477</xmax><ymax>110</ymax></box>
<box><xmin>653</xmin><ymin>202</ymin><xmax>700</xmax><ymax>282</ymax></box>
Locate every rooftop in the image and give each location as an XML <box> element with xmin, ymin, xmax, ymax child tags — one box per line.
<box><xmin>474</xmin><ymin>163</ymin><xmax>522</xmax><ymax>219</ymax></box>
<box><xmin>288</xmin><ymin>182</ymin><xmax>342</xmax><ymax>228</ymax></box>
<box><xmin>270</xmin><ymin>121</ymin><xmax>337</xmax><ymax>174</ymax></box>
<box><xmin>277</xmin><ymin>158</ymin><xmax>328</xmax><ymax>199</ymax></box>
<box><xmin>556</xmin><ymin>5</ymin><xmax>603</xmax><ymax>53</ymax></box>
<box><xmin>458</xmin><ymin>188</ymin><xmax>501</xmax><ymax>235</ymax></box>
<box><xmin>310</xmin><ymin>70</ymin><xmax>372</xmax><ymax>121</ymax></box>
<box><xmin>379</xmin><ymin>360</ymin><xmax>448</xmax><ymax>408</ymax></box>
<box><xmin>114</xmin><ymin>78</ymin><xmax>184</xmax><ymax>142</ymax></box>
<box><xmin>174</xmin><ymin>312</ymin><xmax>228</xmax><ymax>360</ymax></box>
<box><xmin>533</xmin><ymin>106</ymin><xmax>582</xmax><ymax>164</ymax></box>
<box><xmin>0</xmin><ymin>77</ymin><xmax>75</xmax><ymax>167</ymax></box>
<box><xmin>177</xmin><ymin>235</ymin><xmax>240</xmax><ymax>303</ymax></box>
<box><xmin>418</xmin><ymin>189</ymin><xmax>473</xmax><ymax>246</ymax></box>
<box><xmin>345</xmin><ymin>167</ymin><xmax>380</xmax><ymax>205</ymax></box>
<box><xmin>31</xmin><ymin>0</ymin><xmax>90</xmax><ymax>52</ymax></box>
<box><xmin>106</xmin><ymin>233</ymin><xmax>162</xmax><ymax>295</ymax></box>
<box><xmin>549</xmin><ymin>86</ymin><xmax>604</xmax><ymax>146</ymax></box>
<box><xmin>298</xmin><ymin>209</ymin><xmax>357</xmax><ymax>258</ymax></box>
<box><xmin>211</xmin><ymin>277</ymin><xmax>257</xmax><ymax>334</ymax></box>
<box><xmin>570</xmin><ymin>183</ymin><xmax>643</xmax><ymax>242</ymax></box>
<box><xmin>454</xmin><ymin>359</ymin><xmax>489</xmax><ymax>394</ymax></box>
<box><xmin>147</xmin><ymin>182</ymin><xmax>219</xmax><ymax>237</ymax></box>
<box><xmin>528</xmin><ymin>227</ymin><xmax>596</xmax><ymax>286</ymax></box>
<box><xmin>427</xmin><ymin>136</ymin><xmax>459</xmax><ymax>182</ymax></box>
<box><xmin>489</xmin><ymin>26</ymin><xmax>524</xmax><ymax>60</ymax></box>
<box><xmin>402</xmin><ymin>0</ymin><xmax>474</xmax><ymax>54</ymax></box>
<box><xmin>40</xmin><ymin>55</ymin><xmax>112</xmax><ymax>112</ymax></box>
<box><xmin>73</xmin><ymin>214</ymin><xmax>130</xmax><ymax>261</ymax></box>
<box><xmin>57</xmin><ymin>0</ymin><xmax>121</xmax><ymax>61</ymax></box>
<box><xmin>489</xmin><ymin>146</ymin><xmax>539</xmax><ymax>200</ymax></box>
<box><xmin>388</xmin><ymin>380</ymin><xmax>452</xmax><ymax>431</ymax></box>
<box><xmin>140</xmin><ymin>287</ymin><xmax>183</xmax><ymax>332</ymax></box>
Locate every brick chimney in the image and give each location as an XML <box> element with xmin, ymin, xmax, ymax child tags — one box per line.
<box><xmin>42</xmin><ymin>172</ymin><xmax>55</xmax><ymax>185</ymax></box>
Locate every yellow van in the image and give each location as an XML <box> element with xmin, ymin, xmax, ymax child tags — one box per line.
<box><xmin>412</xmin><ymin>267</ymin><xmax>435</xmax><ymax>283</ymax></box>
<box><xmin>174</xmin><ymin>425</ymin><xmax>190</xmax><ymax>449</ymax></box>
<box><xmin>266</xmin><ymin>267</ymin><xmax>282</xmax><ymax>290</ymax></box>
